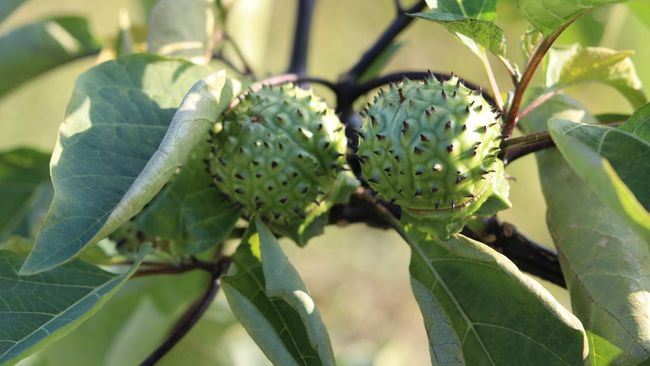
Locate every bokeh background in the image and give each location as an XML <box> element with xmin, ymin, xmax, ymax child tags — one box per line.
<box><xmin>3</xmin><ymin>0</ymin><xmax>649</xmax><ymax>364</ymax></box>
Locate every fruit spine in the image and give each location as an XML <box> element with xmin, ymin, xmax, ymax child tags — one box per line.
<box><xmin>207</xmin><ymin>83</ymin><xmax>348</xmax><ymax>227</ymax></box>
<box><xmin>357</xmin><ymin>74</ymin><xmax>511</xmax><ymax>238</ymax></box>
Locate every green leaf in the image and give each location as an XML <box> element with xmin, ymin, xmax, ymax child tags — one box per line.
<box><xmin>620</xmin><ymin>102</ymin><xmax>650</xmax><ymax>142</ymax></box>
<box><xmin>136</xmin><ymin>145</ymin><xmax>241</xmax><ymax>255</ymax></box>
<box><xmin>20</xmin><ymin>54</ymin><xmax>239</xmax><ymax>275</ymax></box>
<box><xmin>411</xmin><ymin>11</ymin><xmax>507</xmax><ymax>58</ymax></box>
<box><xmin>518</xmin><ymin>0</ymin><xmax>628</xmax><ymax>36</ymax></box>
<box><xmin>546</xmin><ymin>44</ymin><xmax>646</xmax><ymax>108</ymax></box>
<box><xmin>148</xmin><ymin>0</ymin><xmax>217</xmax><ymax>64</ymax></box>
<box><xmin>404</xmin><ymin>228</ymin><xmax>587</xmax><ymax>365</ymax></box>
<box><xmin>222</xmin><ymin>218</ymin><xmax>336</xmax><ymax>366</ymax></box>
<box><xmin>0</xmin><ymin>245</ymin><xmax>150</xmax><ymax>364</ymax></box>
<box><xmin>0</xmin><ymin>0</ymin><xmax>26</xmax><ymax>23</ymax></box>
<box><xmin>0</xmin><ymin>148</ymin><xmax>51</xmax><ymax>241</ymax></box>
<box><xmin>548</xmin><ymin>119</ymin><xmax>650</xmax><ymax>241</ymax></box>
<box><xmin>0</xmin><ymin>16</ymin><xmax>100</xmax><ymax>98</ymax></box>
<box><xmin>359</xmin><ymin>41</ymin><xmax>402</xmax><ymax>82</ymax></box>
<box><xmin>521</xmin><ymin>93</ymin><xmax>650</xmax><ymax>364</ymax></box>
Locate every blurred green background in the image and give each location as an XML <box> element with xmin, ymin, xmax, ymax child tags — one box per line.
<box><xmin>3</xmin><ymin>0</ymin><xmax>648</xmax><ymax>364</ymax></box>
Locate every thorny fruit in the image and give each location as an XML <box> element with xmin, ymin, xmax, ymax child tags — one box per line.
<box><xmin>207</xmin><ymin>83</ymin><xmax>348</xmax><ymax>228</ymax></box>
<box><xmin>357</xmin><ymin>74</ymin><xmax>511</xmax><ymax>238</ymax></box>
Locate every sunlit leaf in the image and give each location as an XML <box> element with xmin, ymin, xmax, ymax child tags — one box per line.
<box><xmin>0</xmin><ymin>0</ymin><xmax>27</xmax><ymax>23</ymax></box>
<box><xmin>546</xmin><ymin>44</ymin><xmax>646</xmax><ymax>107</ymax></box>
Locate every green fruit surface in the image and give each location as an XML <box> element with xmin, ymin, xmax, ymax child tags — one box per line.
<box><xmin>208</xmin><ymin>84</ymin><xmax>347</xmax><ymax>226</ymax></box>
<box><xmin>358</xmin><ymin>76</ymin><xmax>510</xmax><ymax>237</ymax></box>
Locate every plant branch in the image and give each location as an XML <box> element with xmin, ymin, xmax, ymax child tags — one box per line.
<box><xmin>341</xmin><ymin>0</ymin><xmax>426</xmax><ymax>82</ymax></box>
<box><xmin>353</xmin><ymin>189</ymin><xmax>565</xmax><ymax>287</ymax></box>
<box><xmin>479</xmin><ymin>51</ymin><xmax>504</xmax><ymax>110</ymax></box>
<box><xmin>287</xmin><ymin>0</ymin><xmax>316</xmax><ymax>76</ymax></box>
<box><xmin>503</xmin><ymin>20</ymin><xmax>575</xmax><ymax>137</ymax></box>
<box><xmin>139</xmin><ymin>258</ymin><xmax>231</xmax><ymax>365</ymax></box>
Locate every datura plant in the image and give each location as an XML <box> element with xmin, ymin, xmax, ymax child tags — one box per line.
<box><xmin>1</xmin><ymin>0</ymin><xmax>649</xmax><ymax>365</ymax></box>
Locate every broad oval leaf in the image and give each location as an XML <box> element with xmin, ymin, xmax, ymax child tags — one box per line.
<box><xmin>518</xmin><ymin>0</ymin><xmax>628</xmax><ymax>36</ymax></box>
<box><xmin>0</xmin><ymin>148</ymin><xmax>50</xmax><ymax>241</ymax></box>
<box><xmin>0</xmin><ymin>16</ymin><xmax>100</xmax><ymax>98</ymax></box>
<box><xmin>148</xmin><ymin>0</ymin><xmax>216</xmax><ymax>64</ymax></box>
<box><xmin>522</xmin><ymin>94</ymin><xmax>650</xmax><ymax>364</ymax></box>
<box><xmin>222</xmin><ymin>218</ymin><xmax>336</xmax><ymax>366</ymax></box>
<box><xmin>404</xmin><ymin>228</ymin><xmax>588</xmax><ymax>365</ymax></box>
<box><xmin>546</xmin><ymin>44</ymin><xmax>646</xmax><ymax>108</ymax></box>
<box><xmin>0</xmin><ymin>245</ymin><xmax>150</xmax><ymax>364</ymax></box>
<box><xmin>548</xmin><ymin>119</ymin><xmax>650</xmax><ymax>241</ymax></box>
<box><xmin>425</xmin><ymin>0</ymin><xmax>497</xmax><ymax>20</ymax></box>
<box><xmin>20</xmin><ymin>54</ymin><xmax>238</xmax><ymax>275</ymax></box>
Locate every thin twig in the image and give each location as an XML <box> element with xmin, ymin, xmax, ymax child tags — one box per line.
<box><xmin>500</xmin><ymin>120</ymin><xmax>623</xmax><ymax>164</ymax></box>
<box><xmin>139</xmin><ymin>259</ymin><xmax>231</xmax><ymax>365</ymax></box>
<box><xmin>223</xmin><ymin>33</ymin><xmax>255</xmax><ymax>76</ymax></box>
<box><xmin>503</xmin><ymin>20</ymin><xmax>576</xmax><ymax>137</ymax></box>
<box><xmin>462</xmin><ymin>218</ymin><xmax>565</xmax><ymax>287</ymax></box>
<box><xmin>341</xmin><ymin>0</ymin><xmax>426</xmax><ymax>82</ymax></box>
<box><xmin>354</xmin><ymin>189</ymin><xmax>565</xmax><ymax>287</ymax></box>
<box><xmin>479</xmin><ymin>51</ymin><xmax>503</xmax><ymax>110</ymax></box>
<box><xmin>287</xmin><ymin>0</ymin><xmax>316</xmax><ymax>76</ymax></box>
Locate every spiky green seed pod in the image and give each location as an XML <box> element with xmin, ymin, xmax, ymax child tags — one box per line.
<box><xmin>207</xmin><ymin>83</ymin><xmax>347</xmax><ymax>228</ymax></box>
<box><xmin>358</xmin><ymin>75</ymin><xmax>511</xmax><ymax>238</ymax></box>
